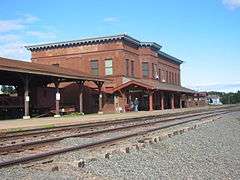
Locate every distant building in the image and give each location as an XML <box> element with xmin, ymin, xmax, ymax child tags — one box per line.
<box><xmin>208</xmin><ymin>95</ymin><xmax>223</xmax><ymax>105</ymax></box>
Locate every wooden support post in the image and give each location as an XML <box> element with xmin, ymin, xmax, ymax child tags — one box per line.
<box><xmin>180</xmin><ymin>97</ymin><xmax>183</xmax><ymax>108</ymax></box>
<box><xmin>94</xmin><ymin>81</ymin><xmax>104</xmax><ymax>114</ymax></box>
<box><xmin>77</xmin><ymin>80</ymin><xmax>85</xmax><ymax>114</ymax></box>
<box><xmin>149</xmin><ymin>91</ymin><xmax>153</xmax><ymax>111</ymax></box>
<box><xmin>160</xmin><ymin>91</ymin><xmax>164</xmax><ymax>110</ymax></box>
<box><xmin>23</xmin><ymin>76</ymin><xmax>30</xmax><ymax>119</ymax></box>
<box><xmin>186</xmin><ymin>94</ymin><xmax>189</xmax><ymax>108</ymax></box>
<box><xmin>171</xmin><ymin>93</ymin><xmax>175</xmax><ymax>109</ymax></box>
<box><xmin>54</xmin><ymin>81</ymin><xmax>61</xmax><ymax>118</ymax></box>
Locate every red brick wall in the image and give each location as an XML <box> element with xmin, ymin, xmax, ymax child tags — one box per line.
<box><xmin>31</xmin><ymin>40</ymin><xmax>181</xmax><ymax>88</ymax></box>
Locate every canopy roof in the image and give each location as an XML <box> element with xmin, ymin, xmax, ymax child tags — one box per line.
<box><xmin>112</xmin><ymin>78</ymin><xmax>196</xmax><ymax>94</ymax></box>
<box><xmin>0</xmin><ymin>57</ymin><xmax>108</xmax><ymax>82</ymax></box>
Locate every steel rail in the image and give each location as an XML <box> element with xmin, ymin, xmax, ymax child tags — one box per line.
<box><xmin>0</xmin><ymin>105</ymin><xmax>236</xmax><ymax>139</ymax></box>
<box><xmin>0</xmin><ymin>110</ymin><xmax>230</xmax><ymax>168</ymax></box>
<box><xmin>0</xmin><ymin>110</ymin><xmax>228</xmax><ymax>152</ymax></box>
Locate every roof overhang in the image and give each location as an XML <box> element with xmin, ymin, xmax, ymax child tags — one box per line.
<box><xmin>112</xmin><ymin>79</ymin><xmax>196</xmax><ymax>94</ymax></box>
<box><xmin>158</xmin><ymin>51</ymin><xmax>183</xmax><ymax>65</ymax></box>
<box><xmin>0</xmin><ymin>57</ymin><xmax>109</xmax><ymax>83</ymax></box>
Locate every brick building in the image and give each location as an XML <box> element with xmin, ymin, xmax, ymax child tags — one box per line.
<box><xmin>26</xmin><ymin>34</ymin><xmax>204</xmax><ymax>114</ymax></box>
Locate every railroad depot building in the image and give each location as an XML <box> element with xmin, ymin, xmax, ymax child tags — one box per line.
<box><xmin>23</xmin><ymin>34</ymin><xmax>206</xmax><ymax>115</ymax></box>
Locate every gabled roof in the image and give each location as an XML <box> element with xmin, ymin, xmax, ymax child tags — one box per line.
<box><xmin>112</xmin><ymin>78</ymin><xmax>196</xmax><ymax>94</ymax></box>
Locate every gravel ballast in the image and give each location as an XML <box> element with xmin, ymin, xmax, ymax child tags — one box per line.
<box><xmin>0</xmin><ymin>111</ymin><xmax>239</xmax><ymax>179</ymax></box>
<box><xmin>84</xmin><ymin>111</ymin><xmax>240</xmax><ymax>179</ymax></box>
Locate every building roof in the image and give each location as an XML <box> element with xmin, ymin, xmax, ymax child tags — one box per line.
<box><xmin>158</xmin><ymin>51</ymin><xmax>183</xmax><ymax>64</ymax></box>
<box><xmin>0</xmin><ymin>57</ymin><xmax>108</xmax><ymax>82</ymax></box>
<box><xmin>25</xmin><ymin>34</ymin><xmax>182</xmax><ymax>65</ymax></box>
<box><xmin>112</xmin><ymin>77</ymin><xmax>196</xmax><ymax>94</ymax></box>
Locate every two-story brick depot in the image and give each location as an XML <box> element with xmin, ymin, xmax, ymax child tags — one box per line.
<box><xmin>0</xmin><ymin>34</ymin><xmax>206</xmax><ymax>119</ymax></box>
<box><xmin>27</xmin><ymin>34</ymin><xmax>206</xmax><ymax>112</ymax></box>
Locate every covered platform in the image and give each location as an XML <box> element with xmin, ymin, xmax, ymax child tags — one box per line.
<box><xmin>110</xmin><ymin>77</ymin><xmax>199</xmax><ymax>112</ymax></box>
<box><xmin>0</xmin><ymin>57</ymin><xmax>108</xmax><ymax>119</ymax></box>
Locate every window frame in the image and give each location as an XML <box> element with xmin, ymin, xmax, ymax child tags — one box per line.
<box><xmin>105</xmin><ymin>59</ymin><xmax>113</xmax><ymax>76</ymax></box>
<box><xmin>130</xmin><ymin>60</ymin><xmax>134</xmax><ymax>77</ymax></box>
<box><xmin>125</xmin><ymin>59</ymin><xmax>129</xmax><ymax>76</ymax></box>
<box><xmin>142</xmin><ymin>62</ymin><xmax>149</xmax><ymax>78</ymax></box>
<box><xmin>90</xmin><ymin>60</ymin><xmax>99</xmax><ymax>76</ymax></box>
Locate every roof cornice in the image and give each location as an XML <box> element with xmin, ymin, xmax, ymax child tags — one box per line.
<box><xmin>25</xmin><ymin>34</ymin><xmax>141</xmax><ymax>51</ymax></box>
<box><xmin>140</xmin><ymin>42</ymin><xmax>162</xmax><ymax>51</ymax></box>
<box><xmin>25</xmin><ymin>34</ymin><xmax>182</xmax><ymax>65</ymax></box>
<box><xmin>158</xmin><ymin>51</ymin><xmax>183</xmax><ymax>65</ymax></box>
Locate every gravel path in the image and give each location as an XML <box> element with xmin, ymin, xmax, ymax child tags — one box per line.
<box><xmin>0</xmin><ymin>111</ymin><xmax>239</xmax><ymax>179</ymax></box>
<box><xmin>85</xmin><ymin>111</ymin><xmax>240</xmax><ymax>179</ymax></box>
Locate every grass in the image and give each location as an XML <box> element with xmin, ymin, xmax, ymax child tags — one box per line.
<box><xmin>41</xmin><ymin>124</ymin><xmax>55</xmax><ymax>129</ymax></box>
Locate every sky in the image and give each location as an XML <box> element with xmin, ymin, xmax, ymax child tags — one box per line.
<box><xmin>0</xmin><ymin>0</ymin><xmax>240</xmax><ymax>92</ymax></box>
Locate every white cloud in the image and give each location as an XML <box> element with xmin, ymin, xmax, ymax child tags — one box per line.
<box><xmin>22</xmin><ymin>14</ymin><xmax>39</xmax><ymax>23</ymax></box>
<box><xmin>189</xmin><ymin>83</ymin><xmax>240</xmax><ymax>93</ymax></box>
<box><xmin>0</xmin><ymin>41</ymin><xmax>29</xmax><ymax>60</ymax></box>
<box><xmin>26</xmin><ymin>31</ymin><xmax>56</xmax><ymax>39</ymax></box>
<box><xmin>103</xmin><ymin>17</ymin><xmax>119</xmax><ymax>23</ymax></box>
<box><xmin>223</xmin><ymin>0</ymin><xmax>240</xmax><ymax>10</ymax></box>
<box><xmin>0</xmin><ymin>34</ymin><xmax>20</xmax><ymax>42</ymax></box>
<box><xmin>0</xmin><ymin>14</ymin><xmax>56</xmax><ymax>60</ymax></box>
<box><xmin>0</xmin><ymin>14</ymin><xmax>39</xmax><ymax>33</ymax></box>
<box><xmin>0</xmin><ymin>20</ymin><xmax>25</xmax><ymax>32</ymax></box>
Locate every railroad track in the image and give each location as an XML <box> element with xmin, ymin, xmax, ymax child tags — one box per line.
<box><xmin>0</xmin><ymin>108</ymin><xmax>232</xmax><ymax>151</ymax></box>
<box><xmin>0</xmin><ymin>105</ymin><xmax>236</xmax><ymax>140</ymax></box>
<box><xmin>0</xmin><ymin>107</ymin><xmax>238</xmax><ymax>168</ymax></box>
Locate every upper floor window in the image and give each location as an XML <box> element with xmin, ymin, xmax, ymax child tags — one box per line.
<box><xmin>175</xmin><ymin>73</ymin><xmax>177</xmax><ymax>85</ymax></box>
<box><xmin>142</xmin><ymin>62</ymin><xmax>149</xmax><ymax>78</ymax></box>
<box><xmin>90</xmin><ymin>60</ymin><xmax>99</xmax><ymax>76</ymax></box>
<box><xmin>125</xmin><ymin>59</ymin><xmax>129</xmax><ymax>76</ymax></box>
<box><xmin>130</xmin><ymin>60</ymin><xmax>134</xmax><ymax>77</ymax></box>
<box><xmin>166</xmin><ymin>71</ymin><xmax>169</xmax><ymax>83</ymax></box>
<box><xmin>158</xmin><ymin>69</ymin><xmax>161</xmax><ymax>81</ymax></box>
<box><xmin>105</xmin><ymin>59</ymin><xmax>113</xmax><ymax>75</ymax></box>
<box><xmin>178</xmin><ymin>73</ymin><xmax>181</xmax><ymax>85</ymax></box>
<box><xmin>169</xmin><ymin>72</ymin><xmax>172</xmax><ymax>83</ymax></box>
<box><xmin>152</xmin><ymin>63</ymin><xmax>158</xmax><ymax>79</ymax></box>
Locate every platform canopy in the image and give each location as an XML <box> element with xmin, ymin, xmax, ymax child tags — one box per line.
<box><xmin>111</xmin><ymin>78</ymin><xmax>196</xmax><ymax>94</ymax></box>
<box><xmin>0</xmin><ymin>57</ymin><xmax>108</xmax><ymax>86</ymax></box>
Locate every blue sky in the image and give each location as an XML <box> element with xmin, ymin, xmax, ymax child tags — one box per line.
<box><xmin>0</xmin><ymin>0</ymin><xmax>240</xmax><ymax>92</ymax></box>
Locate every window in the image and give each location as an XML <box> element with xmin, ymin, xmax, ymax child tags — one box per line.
<box><xmin>105</xmin><ymin>59</ymin><xmax>113</xmax><ymax>75</ymax></box>
<box><xmin>172</xmin><ymin>72</ymin><xmax>174</xmax><ymax>84</ymax></box>
<box><xmin>142</xmin><ymin>62</ymin><xmax>149</xmax><ymax>78</ymax></box>
<box><xmin>90</xmin><ymin>60</ymin><xmax>99</xmax><ymax>76</ymax></box>
<box><xmin>158</xmin><ymin>69</ymin><xmax>161</xmax><ymax>81</ymax></box>
<box><xmin>175</xmin><ymin>73</ymin><xmax>177</xmax><ymax>84</ymax></box>
<box><xmin>125</xmin><ymin>59</ymin><xmax>129</xmax><ymax>76</ymax></box>
<box><xmin>178</xmin><ymin>73</ymin><xmax>180</xmax><ymax>85</ymax></box>
<box><xmin>166</xmin><ymin>71</ymin><xmax>169</xmax><ymax>83</ymax></box>
<box><xmin>169</xmin><ymin>72</ymin><xmax>172</xmax><ymax>83</ymax></box>
<box><xmin>130</xmin><ymin>60</ymin><xmax>134</xmax><ymax>77</ymax></box>
<box><xmin>152</xmin><ymin>63</ymin><xmax>154</xmax><ymax>78</ymax></box>
<box><xmin>162</xmin><ymin>70</ymin><xmax>165</xmax><ymax>82</ymax></box>
<box><xmin>170</xmin><ymin>72</ymin><xmax>172</xmax><ymax>84</ymax></box>
<box><xmin>152</xmin><ymin>64</ymin><xmax>157</xmax><ymax>79</ymax></box>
